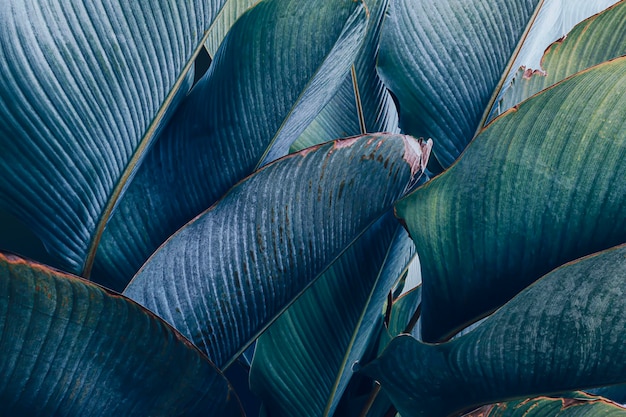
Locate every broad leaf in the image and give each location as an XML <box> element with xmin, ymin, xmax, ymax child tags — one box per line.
<box><xmin>204</xmin><ymin>0</ymin><xmax>259</xmax><ymax>58</ymax></box>
<box><xmin>92</xmin><ymin>0</ymin><xmax>369</xmax><ymax>289</ymax></box>
<box><xmin>0</xmin><ymin>1</ymin><xmax>228</xmax><ymax>275</ymax></box>
<box><xmin>292</xmin><ymin>0</ymin><xmax>399</xmax><ymax>151</ymax></box>
<box><xmin>396</xmin><ymin>57</ymin><xmax>626</xmax><ymax>341</ymax></box>
<box><xmin>124</xmin><ymin>134</ymin><xmax>431</xmax><ymax>368</ymax></box>
<box><xmin>250</xmin><ymin>214</ymin><xmax>415</xmax><ymax>417</ymax></box>
<box><xmin>467</xmin><ymin>394</ymin><xmax>626</xmax><ymax>417</ymax></box>
<box><xmin>0</xmin><ymin>252</ymin><xmax>240</xmax><ymax>417</ymax></box>
<box><xmin>377</xmin><ymin>0</ymin><xmax>540</xmax><ymax>167</ymax></box>
<box><xmin>365</xmin><ymin>244</ymin><xmax>626</xmax><ymax>417</ymax></box>
<box><xmin>497</xmin><ymin>0</ymin><xmax>626</xmax><ymax>115</ymax></box>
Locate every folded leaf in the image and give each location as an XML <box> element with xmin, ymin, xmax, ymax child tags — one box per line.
<box><xmin>365</xmin><ymin>244</ymin><xmax>626</xmax><ymax>417</ymax></box>
<box><xmin>0</xmin><ymin>1</ymin><xmax>228</xmax><ymax>275</ymax></box>
<box><xmin>377</xmin><ymin>0</ymin><xmax>540</xmax><ymax>167</ymax></box>
<box><xmin>250</xmin><ymin>214</ymin><xmax>415</xmax><ymax>417</ymax></box>
<box><xmin>396</xmin><ymin>57</ymin><xmax>626</xmax><ymax>341</ymax></box>
<box><xmin>124</xmin><ymin>133</ymin><xmax>431</xmax><ymax>368</ymax></box>
<box><xmin>0</xmin><ymin>252</ymin><xmax>240</xmax><ymax>417</ymax></box>
<box><xmin>204</xmin><ymin>0</ymin><xmax>260</xmax><ymax>57</ymax></box>
<box><xmin>92</xmin><ymin>0</ymin><xmax>368</xmax><ymax>289</ymax></box>
<box><xmin>497</xmin><ymin>0</ymin><xmax>626</xmax><ymax>115</ymax></box>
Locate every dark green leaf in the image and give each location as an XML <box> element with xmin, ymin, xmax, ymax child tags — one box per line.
<box><xmin>497</xmin><ymin>0</ymin><xmax>626</xmax><ymax>115</ymax></box>
<box><xmin>92</xmin><ymin>0</ymin><xmax>369</xmax><ymax>289</ymax></box>
<box><xmin>364</xmin><ymin>244</ymin><xmax>626</xmax><ymax>417</ymax></box>
<box><xmin>250</xmin><ymin>214</ymin><xmax>414</xmax><ymax>417</ymax></box>
<box><xmin>377</xmin><ymin>0</ymin><xmax>540</xmax><ymax>167</ymax></box>
<box><xmin>0</xmin><ymin>1</ymin><xmax>228</xmax><ymax>275</ymax></box>
<box><xmin>292</xmin><ymin>0</ymin><xmax>399</xmax><ymax>151</ymax></box>
<box><xmin>204</xmin><ymin>0</ymin><xmax>259</xmax><ymax>57</ymax></box>
<box><xmin>124</xmin><ymin>133</ymin><xmax>430</xmax><ymax>368</ymax></box>
<box><xmin>396</xmin><ymin>57</ymin><xmax>626</xmax><ymax>341</ymax></box>
<box><xmin>0</xmin><ymin>252</ymin><xmax>240</xmax><ymax>417</ymax></box>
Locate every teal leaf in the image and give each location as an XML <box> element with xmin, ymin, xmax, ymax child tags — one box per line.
<box><xmin>292</xmin><ymin>0</ymin><xmax>399</xmax><ymax>151</ymax></box>
<box><xmin>0</xmin><ymin>1</ymin><xmax>228</xmax><ymax>275</ymax></box>
<box><xmin>91</xmin><ymin>0</ymin><xmax>369</xmax><ymax>289</ymax></box>
<box><xmin>124</xmin><ymin>133</ymin><xmax>431</xmax><ymax>368</ymax></box>
<box><xmin>377</xmin><ymin>0</ymin><xmax>540</xmax><ymax>167</ymax></box>
<box><xmin>204</xmin><ymin>0</ymin><xmax>260</xmax><ymax>58</ymax></box>
<box><xmin>364</xmin><ymin>244</ymin><xmax>626</xmax><ymax>417</ymax></box>
<box><xmin>250</xmin><ymin>214</ymin><xmax>415</xmax><ymax>417</ymax></box>
<box><xmin>0</xmin><ymin>252</ymin><xmax>240</xmax><ymax>417</ymax></box>
<box><xmin>395</xmin><ymin>57</ymin><xmax>626</xmax><ymax>341</ymax></box>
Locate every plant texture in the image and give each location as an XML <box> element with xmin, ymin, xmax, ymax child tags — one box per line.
<box><xmin>0</xmin><ymin>0</ymin><xmax>625</xmax><ymax>416</ymax></box>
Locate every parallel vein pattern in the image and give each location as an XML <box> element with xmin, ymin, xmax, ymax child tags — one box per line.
<box><xmin>124</xmin><ymin>134</ymin><xmax>428</xmax><ymax>368</ymax></box>
<box><xmin>0</xmin><ymin>0</ymin><xmax>225</xmax><ymax>275</ymax></box>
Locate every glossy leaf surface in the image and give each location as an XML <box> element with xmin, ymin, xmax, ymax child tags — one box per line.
<box><xmin>124</xmin><ymin>134</ymin><xmax>431</xmax><ymax>368</ymax></box>
<box><xmin>293</xmin><ymin>0</ymin><xmax>399</xmax><ymax>151</ymax></box>
<box><xmin>365</xmin><ymin>244</ymin><xmax>626</xmax><ymax>417</ymax></box>
<box><xmin>92</xmin><ymin>0</ymin><xmax>368</xmax><ymax>289</ymax></box>
<box><xmin>377</xmin><ymin>0</ymin><xmax>540</xmax><ymax>167</ymax></box>
<box><xmin>250</xmin><ymin>215</ymin><xmax>414</xmax><ymax>417</ymax></box>
<box><xmin>0</xmin><ymin>1</ymin><xmax>227</xmax><ymax>275</ymax></box>
<box><xmin>396</xmin><ymin>57</ymin><xmax>626</xmax><ymax>341</ymax></box>
<box><xmin>498</xmin><ymin>0</ymin><xmax>626</xmax><ymax>114</ymax></box>
<box><xmin>0</xmin><ymin>252</ymin><xmax>240</xmax><ymax>417</ymax></box>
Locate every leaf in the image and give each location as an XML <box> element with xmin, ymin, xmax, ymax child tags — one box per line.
<box><xmin>249</xmin><ymin>214</ymin><xmax>415</xmax><ymax>417</ymax></box>
<box><xmin>0</xmin><ymin>252</ymin><xmax>240</xmax><ymax>417</ymax></box>
<box><xmin>395</xmin><ymin>57</ymin><xmax>626</xmax><ymax>342</ymax></box>
<box><xmin>496</xmin><ymin>0</ymin><xmax>626</xmax><ymax>116</ymax></box>
<box><xmin>487</xmin><ymin>0</ymin><xmax>621</xmax><ymax>120</ymax></box>
<box><xmin>387</xmin><ymin>285</ymin><xmax>421</xmax><ymax>340</ymax></box>
<box><xmin>124</xmin><ymin>133</ymin><xmax>431</xmax><ymax>368</ymax></box>
<box><xmin>364</xmin><ymin>244</ymin><xmax>626</xmax><ymax>417</ymax></box>
<box><xmin>91</xmin><ymin>0</ymin><xmax>369</xmax><ymax>290</ymax></box>
<box><xmin>292</xmin><ymin>0</ymin><xmax>399</xmax><ymax>151</ymax></box>
<box><xmin>377</xmin><ymin>0</ymin><xmax>540</xmax><ymax>167</ymax></box>
<box><xmin>204</xmin><ymin>0</ymin><xmax>260</xmax><ymax>58</ymax></box>
<box><xmin>0</xmin><ymin>1</ymin><xmax>228</xmax><ymax>275</ymax></box>
<box><xmin>466</xmin><ymin>394</ymin><xmax>626</xmax><ymax>417</ymax></box>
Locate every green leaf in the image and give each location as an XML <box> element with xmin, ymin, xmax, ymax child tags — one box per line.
<box><xmin>249</xmin><ymin>214</ymin><xmax>415</xmax><ymax>417</ymax></box>
<box><xmin>204</xmin><ymin>0</ymin><xmax>260</xmax><ymax>58</ymax></box>
<box><xmin>395</xmin><ymin>57</ymin><xmax>626</xmax><ymax>342</ymax></box>
<box><xmin>467</xmin><ymin>394</ymin><xmax>626</xmax><ymax>417</ymax></box>
<box><xmin>0</xmin><ymin>252</ymin><xmax>240</xmax><ymax>417</ymax></box>
<box><xmin>0</xmin><ymin>1</ymin><xmax>229</xmax><ymax>276</ymax></box>
<box><xmin>364</xmin><ymin>244</ymin><xmax>626</xmax><ymax>417</ymax></box>
<box><xmin>387</xmin><ymin>285</ymin><xmax>421</xmax><ymax>340</ymax></box>
<box><xmin>124</xmin><ymin>133</ymin><xmax>431</xmax><ymax>368</ymax></box>
<box><xmin>377</xmin><ymin>0</ymin><xmax>540</xmax><ymax>167</ymax></box>
<box><xmin>497</xmin><ymin>0</ymin><xmax>626</xmax><ymax>115</ymax></box>
<box><xmin>292</xmin><ymin>0</ymin><xmax>399</xmax><ymax>151</ymax></box>
<box><xmin>91</xmin><ymin>0</ymin><xmax>369</xmax><ymax>290</ymax></box>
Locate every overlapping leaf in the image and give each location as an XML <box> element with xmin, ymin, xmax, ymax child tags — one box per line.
<box><xmin>204</xmin><ymin>0</ymin><xmax>259</xmax><ymax>57</ymax></box>
<box><xmin>292</xmin><ymin>0</ymin><xmax>399</xmax><ymax>151</ymax></box>
<box><xmin>92</xmin><ymin>0</ymin><xmax>369</xmax><ymax>289</ymax></box>
<box><xmin>365</xmin><ymin>244</ymin><xmax>626</xmax><ymax>417</ymax></box>
<box><xmin>396</xmin><ymin>57</ymin><xmax>626</xmax><ymax>341</ymax></box>
<box><xmin>0</xmin><ymin>252</ymin><xmax>240</xmax><ymax>417</ymax></box>
<box><xmin>124</xmin><ymin>133</ymin><xmax>431</xmax><ymax>368</ymax></box>
<box><xmin>377</xmin><ymin>0</ymin><xmax>540</xmax><ymax>167</ymax></box>
<box><xmin>497</xmin><ymin>0</ymin><xmax>626</xmax><ymax>115</ymax></box>
<box><xmin>0</xmin><ymin>1</ymin><xmax>229</xmax><ymax>275</ymax></box>
<box><xmin>250</xmin><ymin>214</ymin><xmax>415</xmax><ymax>417</ymax></box>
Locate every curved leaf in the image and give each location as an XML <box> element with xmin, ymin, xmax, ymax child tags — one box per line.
<box><xmin>467</xmin><ymin>394</ymin><xmax>626</xmax><ymax>417</ymax></box>
<box><xmin>0</xmin><ymin>252</ymin><xmax>240</xmax><ymax>417</ymax></box>
<box><xmin>396</xmin><ymin>57</ymin><xmax>626</xmax><ymax>341</ymax></box>
<box><xmin>124</xmin><ymin>133</ymin><xmax>431</xmax><ymax>368</ymax></box>
<box><xmin>377</xmin><ymin>0</ymin><xmax>540</xmax><ymax>167</ymax></box>
<box><xmin>292</xmin><ymin>0</ymin><xmax>399</xmax><ymax>151</ymax></box>
<box><xmin>488</xmin><ymin>0</ymin><xmax>621</xmax><ymax>119</ymax></box>
<box><xmin>365</xmin><ymin>244</ymin><xmax>626</xmax><ymax>417</ymax></box>
<box><xmin>497</xmin><ymin>0</ymin><xmax>626</xmax><ymax>115</ymax></box>
<box><xmin>0</xmin><ymin>1</ymin><xmax>228</xmax><ymax>275</ymax></box>
<box><xmin>92</xmin><ymin>0</ymin><xmax>369</xmax><ymax>289</ymax></box>
<box><xmin>204</xmin><ymin>0</ymin><xmax>260</xmax><ymax>58</ymax></box>
<box><xmin>250</xmin><ymin>214</ymin><xmax>415</xmax><ymax>417</ymax></box>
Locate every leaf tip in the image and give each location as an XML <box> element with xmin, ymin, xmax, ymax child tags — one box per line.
<box><xmin>402</xmin><ymin>136</ymin><xmax>432</xmax><ymax>178</ymax></box>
